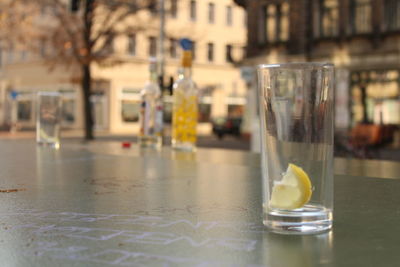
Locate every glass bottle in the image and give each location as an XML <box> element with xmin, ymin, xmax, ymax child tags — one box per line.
<box><xmin>138</xmin><ymin>58</ymin><xmax>162</xmax><ymax>148</ymax></box>
<box><xmin>172</xmin><ymin>46</ymin><xmax>198</xmax><ymax>151</ymax></box>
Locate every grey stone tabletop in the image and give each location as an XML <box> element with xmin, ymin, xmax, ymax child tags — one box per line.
<box><xmin>0</xmin><ymin>139</ymin><xmax>399</xmax><ymax>267</ymax></box>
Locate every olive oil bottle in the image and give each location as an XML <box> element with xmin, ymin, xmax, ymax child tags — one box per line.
<box><xmin>171</xmin><ymin>39</ymin><xmax>198</xmax><ymax>151</ymax></box>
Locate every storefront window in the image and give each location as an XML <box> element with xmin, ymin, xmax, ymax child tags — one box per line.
<box><xmin>226</xmin><ymin>95</ymin><xmax>246</xmax><ymax>118</ymax></box>
<box><xmin>198</xmin><ymin>103</ymin><xmax>211</xmax><ymax>122</ymax></box>
<box><xmin>17</xmin><ymin>100</ymin><xmax>32</xmax><ymax>121</ymax></box>
<box><xmin>60</xmin><ymin>90</ymin><xmax>76</xmax><ymax>124</ymax></box>
<box><xmin>62</xmin><ymin>98</ymin><xmax>75</xmax><ymax>123</ymax></box>
<box><xmin>198</xmin><ymin>88</ymin><xmax>213</xmax><ymax>122</ymax></box>
<box><xmin>121</xmin><ymin>88</ymin><xmax>141</xmax><ymax>123</ymax></box>
<box><xmin>351</xmin><ymin>70</ymin><xmax>400</xmax><ymax>125</ymax></box>
<box><xmin>228</xmin><ymin>104</ymin><xmax>244</xmax><ymax>117</ymax></box>
<box><xmin>121</xmin><ymin>100</ymin><xmax>140</xmax><ymax>122</ymax></box>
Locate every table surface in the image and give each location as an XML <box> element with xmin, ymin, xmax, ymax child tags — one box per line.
<box><xmin>0</xmin><ymin>139</ymin><xmax>400</xmax><ymax>267</ymax></box>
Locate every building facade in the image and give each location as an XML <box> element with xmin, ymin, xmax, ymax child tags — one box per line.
<box><xmin>236</xmin><ymin>0</ymin><xmax>400</xmax><ymax>136</ymax></box>
<box><xmin>0</xmin><ymin>0</ymin><xmax>246</xmax><ymax>134</ymax></box>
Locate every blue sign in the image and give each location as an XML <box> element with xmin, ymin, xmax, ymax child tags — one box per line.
<box><xmin>179</xmin><ymin>38</ymin><xmax>193</xmax><ymax>51</ymax></box>
<box><xmin>10</xmin><ymin>91</ymin><xmax>18</xmax><ymax>100</ymax></box>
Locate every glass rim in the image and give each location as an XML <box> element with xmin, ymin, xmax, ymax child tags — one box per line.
<box><xmin>258</xmin><ymin>62</ymin><xmax>334</xmax><ymax>69</ymax></box>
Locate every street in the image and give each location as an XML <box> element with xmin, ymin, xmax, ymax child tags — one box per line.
<box><xmin>0</xmin><ymin>130</ymin><xmax>251</xmax><ymax>151</ymax></box>
<box><xmin>2</xmin><ymin>130</ymin><xmax>400</xmax><ymax>160</ymax></box>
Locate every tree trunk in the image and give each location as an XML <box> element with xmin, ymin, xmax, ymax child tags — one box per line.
<box><xmin>82</xmin><ymin>0</ymin><xmax>95</xmax><ymax>140</ymax></box>
<box><xmin>82</xmin><ymin>64</ymin><xmax>94</xmax><ymax>140</ymax></box>
<box><xmin>360</xmin><ymin>85</ymin><xmax>369</xmax><ymax>124</ymax></box>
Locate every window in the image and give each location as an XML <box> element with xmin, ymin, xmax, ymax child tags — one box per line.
<box><xmin>319</xmin><ymin>0</ymin><xmax>339</xmax><ymax>37</ymax></box>
<box><xmin>198</xmin><ymin>87</ymin><xmax>212</xmax><ymax>122</ymax></box>
<box><xmin>226</xmin><ymin>44</ymin><xmax>233</xmax><ymax>63</ymax></box>
<box><xmin>121</xmin><ymin>88</ymin><xmax>141</xmax><ymax>122</ymax></box>
<box><xmin>62</xmin><ymin>99</ymin><xmax>75</xmax><ymax>123</ymax></box>
<box><xmin>350</xmin><ymin>0</ymin><xmax>372</xmax><ymax>34</ymax></box>
<box><xmin>228</xmin><ymin>104</ymin><xmax>244</xmax><ymax>117</ymax></box>
<box><xmin>384</xmin><ymin>0</ymin><xmax>400</xmax><ymax>31</ymax></box>
<box><xmin>264</xmin><ymin>3</ymin><xmax>289</xmax><ymax>43</ymax></box>
<box><xmin>40</xmin><ymin>5</ymin><xmax>56</xmax><ymax>17</ymax></box>
<box><xmin>63</xmin><ymin>42</ymin><xmax>73</xmax><ymax>56</ymax></box>
<box><xmin>258</xmin><ymin>7</ymin><xmax>267</xmax><ymax>44</ymax></box>
<box><xmin>127</xmin><ymin>34</ymin><xmax>136</xmax><ymax>56</ymax></box>
<box><xmin>198</xmin><ymin>103</ymin><xmax>211</xmax><ymax>122</ymax></box>
<box><xmin>170</xmin><ymin>0</ymin><xmax>177</xmax><ymax>18</ymax></box>
<box><xmin>266</xmin><ymin>5</ymin><xmax>277</xmax><ymax>42</ymax></box>
<box><xmin>40</xmin><ymin>39</ymin><xmax>47</xmax><ymax>57</ymax></box>
<box><xmin>226</xmin><ymin>6</ymin><xmax>233</xmax><ymax>26</ymax></box>
<box><xmin>351</xmin><ymin>70</ymin><xmax>400</xmax><ymax>125</ymax></box>
<box><xmin>208</xmin><ymin>3</ymin><xmax>215</xmax><ymax>24</ymax></box>
<box><xmin>148</xmin><ymin>36</ymin><xmax>157</xmax><ymax>57</ymax></box>
<box><xmin>60</xmin><ymin>90</ymin><xmax>76</xmax><ymax>124</ymax></box>
<box><xmin>8</xmin><ymin>45</ymin><xmax>14</xmax><ymax>63</ymax></box>
<box><xmin>20</xmin><ymin>50</ymin><xmax>28</xmax><ymax>61</ymax></box>
<box><xmin>279</xmin><ymin>3</ymin><xmax>290</xmax><ymax>41</ymax></box>
<box><xmin>40</xmin><ymin>5</ymin><xmax>47</xmax><ymax>17</ymax></box>
<box><xmin>148</xmin><ymin>0</ymin><xmax>157</xmax><ymax>15</ymax></box>
<box><xmin>190</xmin><ymin>0</ymin><xmax>196</xmax><ymax>21</ymax></box>
<box><xmin>169</xmin><ymin>38</ymin><xmax>178</xmax><ymax>58</ymax></box>
<box><xmin>262</xmin><ymin>3</ymin><xmax>289</xmax><ymax>44</ymax></box>
<box><xmin>121</xmin><ymin>100</ymin><xmax>140</xmax><ymax>122</ymax></box>
<box><xmin>207</xmin><ymin>43</ymin><xmax>214</xmax><ymax>62</ymax></box>
<box><xmin>191</xmin><ymin>41</ymin><xmax>196</xmax><ymax>60</ymax></box>
<box><xmin>17</xmin><ymin>100</ymin><xmax>32</xmax><ymax>121</ymax></box>
<box><xmin>103</xmin><ymin>37</ymin><xmax>114</xmax><ymax>55</ymax></box>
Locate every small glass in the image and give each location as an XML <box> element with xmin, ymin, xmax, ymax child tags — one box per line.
<box><xmin>257</xmin><ymin>63</ymin><xmax>334</xmax><ymax>234</ymax></box>
<box><xmin>36</xmin><ymin>92</ymin><xmax>62</xmax><ymax>148</ymax></box>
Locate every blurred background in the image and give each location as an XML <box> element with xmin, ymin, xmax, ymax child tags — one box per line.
<box><xmin>0</xmin><ymin>0</ymin><xmax>399</xmax><ymax>161</ymax></box>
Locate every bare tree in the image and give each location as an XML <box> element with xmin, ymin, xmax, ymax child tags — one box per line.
<box><xmin>1</xmin><ymin>0</ymin><xmax>158</xmax><ymax>140</ymax></box>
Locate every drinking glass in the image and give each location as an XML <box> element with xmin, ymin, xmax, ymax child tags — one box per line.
<box><xmin>257</xmin><ymin>63</ymin><xmax>334</xmax><ymax>234</ymax></box>
<box><xmin>36</xmin><ymin>92</ymin><xmax>62</xmax><ymax>148</ymax></box>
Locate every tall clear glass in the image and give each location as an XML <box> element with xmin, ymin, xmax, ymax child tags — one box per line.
<box><xmin>257</xmin><ymin>63</ymin><xmax>334</xmax><ymax>234</ymax></box>
<box><xmin>36</xmin><ymin>92</ymin><xmax>62</xmax><ymax>148</ymax></box>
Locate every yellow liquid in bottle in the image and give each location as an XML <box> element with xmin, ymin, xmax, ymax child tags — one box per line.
<box><xmin>172</xmin><ymin>90</ymin><xmax>197</xmax><ymax>150</ymax></box>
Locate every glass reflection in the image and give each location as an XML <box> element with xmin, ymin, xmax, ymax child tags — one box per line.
<box><xmin>262</xmin><ymin>231</ymin><xmax>333</xmax><ymax>267</ymax></box>
<box><xmin>171</xmin><ymin>150</ymin><xmax>197</xmax><ymax>162</ymax></box>
<box><xmin>36</xmin><ymin>146</ymin><xmax>61</xmax><ymax>184</ymax></box>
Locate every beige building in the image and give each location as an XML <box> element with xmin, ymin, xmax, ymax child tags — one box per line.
<box><xmin>0</xmin><ymin>0</ymin><xmax>246</xmax><ymax>134</ymax></box>
<box><xmin>235</xmin><ymin>0</ymin><xmax>400</xmax><ymax>150</ymax></box>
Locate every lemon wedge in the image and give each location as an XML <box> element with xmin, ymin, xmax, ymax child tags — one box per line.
<box><xmin>269</xmin><ymin>163</ymin><xmax>312</xmax><ymax>210</ymax></box>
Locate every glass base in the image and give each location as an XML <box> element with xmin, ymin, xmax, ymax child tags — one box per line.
<box><xmin>172</xmin><ymin>142</ymin><xmax>196</xmax><ymax>152</ymax></box>
<box><xmin>263</xmin><ymin>205</ymin><xmax>332</xmax><ymax>235</ymax></box>
<box><xmin>37</xmin><ymin>141</ymin><xmax>60</xmax><ymax>149</ymax></box>
<box><xmin>138</xmin><ymin>135</ymin><xmax>162</xmax><ymax>149</ymax></box>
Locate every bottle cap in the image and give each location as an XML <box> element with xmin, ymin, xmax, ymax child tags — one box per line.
<box><xmin>179</xmin><ymin>38</ymin><xmax>193</xmax><ymax>67</ymax></box>
<box><xmin>179</xmin><ymin>38</ymin><xmax>193</xmax><ymax>51</ymax></box>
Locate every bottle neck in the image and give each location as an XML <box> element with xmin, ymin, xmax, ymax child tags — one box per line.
<box><xmin>180</xmin><ymin>50</ymin><xmax>192</xmax><ymax>79</ymax></box>
<box><xmin>179</xmin><ymin>67</ymin><xmax>192</xmax><ymax>79</ymax></box>
<box><xmin>149</xmin><ymin>70</ymin><xmax>158</xmax><ymax>83</ymax></box>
